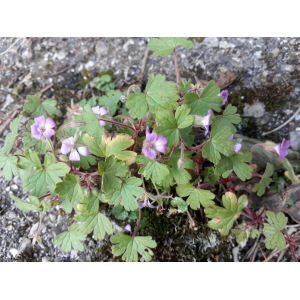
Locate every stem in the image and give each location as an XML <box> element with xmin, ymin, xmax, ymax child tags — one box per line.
<box><xmin>98</xmin><ymin>118</ymin><xmax>135</xmax><ymax>132</ymax></box>
<box><xmin>133</xmin><ymin>204</ymin><xmax>142</xmax><ymax>237</ymax></box>
<box><xmin>186</xmin><ymin>140</ymin><xmax>209</xmax><ymax>151</ymax></box>
<box><xmin>173</xmin><ymin>49</ymin><xmax>180</xmax><ymax>84</ymax></box>
<box><xmin>38</xmin><ymin>193</ymin><xmax>51</xmax><ymax>200</ymax></box>
<box><xmin>249</xmin><ymin>143</ymin><xmax>264</xmax><ymax>153</ymax></box>
<box><xmin>288</xmin><ymin>242</ymin><xmax>298</xmax><ymax>262</ymax></box>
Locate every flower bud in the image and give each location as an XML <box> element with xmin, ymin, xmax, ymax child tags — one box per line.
<box><xmin>119</xmin><ymin>95</ymin><xmax>127</xmax><ymax>103</ymax></box>
<box><xmin>177</xmin><ymin>158</ymin><xmax>185</xmax><ymax>170</ymax></box>
<box><xmin>263</xmin><ymin>141</ymin><xmax>277</xmax><ymax>153</ymax></box>
<box><xmin>193</xmin><ymin>115</ymin><xmax>206</xmax><ymax>127</ymax></box>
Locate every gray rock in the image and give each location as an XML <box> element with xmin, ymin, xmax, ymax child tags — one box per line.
<box><xmin>18</xmin><ymin>238</ymin><xmax>31</xmax><ymax>254</ymax></box>
<box><xmin>95</xmin><ymin>41</ymin><xmax>108</xmax><ymax>55</ymax></box>
<box><xmin>7</xmin><ymin>211</ymin><xmax>16</xmax><ymax>219</ymax></box>
<box><xmin>289</xmin><ymin>131</ymin><xmax>300</xmax><ymax>150</ymax></box>
<box><xmin>243</xmin><ymin>102</ymin><xmax>265</xmax><ymax>118</ymax></box>
<box><xmin>85</xmin><ymin>61</ymin><xmax>95</xmax><ymax>71</ymax></box>
<box><xmin>9</xmin><ymin>248</ymin><xmax>18</xmax><ymax>258</ymax></box>
<box><xmin>57</xmin><ymin>50</ymin><xmax>68</xmax><ymax>60</ymax></box>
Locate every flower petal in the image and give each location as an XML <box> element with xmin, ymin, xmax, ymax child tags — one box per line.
<box><xmin>99</xmin><ymin>120</ymin><xmax>106</xmax><ymax>127</ymax></box>
<box><xmin>228</xmin><ymin>134</ymin><xmax>234</xmax><ymax>141</ymax></box>
<box><xmin>92</xmin><ymin>106</ymin><xmax>100</xmax><ymax>115</ymax></box>
<box><xmin>146</xmin><ymin>132</ymin><xmax>158</xmax><ymax>144</ymax></box>
<box><xmin>154</xmin><ymin>134</ymin><xmax>167</xmax><ymax>153</ymax></box>
<box><xmin>219</xmin><ymin>90</ymin><xmax>229</xmax><ymax>105</ymax></box>
<box><xmin>43</xmin><ymin>128</ymin><xmax>55</xmax><ymax>139</ymax></box>
<box><xmin>99</xmin><ymin>107</ymin><xmax>108</xmax><ymax>116</ymax></box>
<box><xmin>44</xmin><ymin>118</ymin><xmax>56</xmax><ymax>130</ymax></box>
<box><xmin>148</xmin><ymin>202</ymin><xmax>157</xmax><ymax>209</ymax></box>
<box><xmin>69</xmin><ymin>149</ymin><xmax>80</xmax><ymax>161</ymax></box>
<box><xmin>139</xmin><ymin>202</ymin><xmax>145</xmax><ymax>209</ymax></box>
<box><xmin>77</xmin><ymin>146</ymin><xmax>89</xmax><ymax>156</ymax></box>
<box><xmin>31</xmin><ymin>124</ymin><xmax>43</xmax><ymax>140</ymax></box>
<box><xmin>142</xmin><ymin>147</ymin><xmax>157</xmax><ymax>160</ymax></box>
<box><xmin>61</xmin><ymin>137</ymin><xmax>74</xmax><ymax>155</ymax></box>
<box><xmin>34</xmin><ymin>115</ymin><xmax>46</xmax><ymax>127</ymax></box>
<box><xmin>233</xmin><ymin>143</ymin><xmax>242</xmax><ymax>153</ymax></box>
<box><xmin>146</xmin><ymin>126</ymin><xmax>150</xmax><ymax>135</ymax></box>
<box><xmin>124</xmin><ymin>224</ymin><xmax>132</xmax><ymax>232</ymax></box>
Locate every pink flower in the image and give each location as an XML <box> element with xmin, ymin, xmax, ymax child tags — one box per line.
<box><xmin>228</xmin><ymin>135</ymin><xmax>242</xmax><ymax>153</ymax></box>
<box><xmin>124</xmin><ymin>224</ymin><xmax>132</xmax><ymax>233</ymax></box>
<box><xmin>219</xmin><ymin>90</ymin><xmax>228</xmax><ymax>105</ymax></box>
<box><xmin>201</xmin><ymin>109</ymin><xmax>211</xmax><ymax>136</ymax></box>
<box><xmin>92</xmin><ymin>106</ymin><xmax>108</xmax><ymax>127</ymax></box>
<box><xmin>139</xmin><ymin>197</ymin><xmax>156</xmax><ymax>209</ymax></box>
<box><xmin>61</xmin><ymin>137</ymin><xmax>89</xmax><ymax>161</ymax></box>
<box><xmin>142</xmin><ymin>127</ymin><xmax>167</xmax><ymax>160</ymax></box>
<box><xmin>31</xmin><ymin>115</ymin><xmax>56</xmax><ymax>140</ymax></box>
<box><xmin>274</xmin><ymin>138</ymin><xmax>290</xmax><ymax>162</ymax></box>
<box><xmin>233</xmin><ymin>143</ymin><xmax>242</xmax><ymax>153</ymax></box>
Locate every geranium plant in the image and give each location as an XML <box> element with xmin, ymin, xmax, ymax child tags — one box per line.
<box><xmin>1</xmin><ymin>37</ymin><xmax>298</xmax><ymax>262</ymax></box>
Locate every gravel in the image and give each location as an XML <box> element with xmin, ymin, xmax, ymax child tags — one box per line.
<box><xmin>1</xmin><ymin>37</ymin><xmax>300</xmax><ymax>261</ymax></box>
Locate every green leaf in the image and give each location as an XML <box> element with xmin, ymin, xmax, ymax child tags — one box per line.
<box><xmin>98</xmin><ymin>156</ymin><xmax>128</xmax><ymax>193</ymax></box>
<box><xmin>148</xmin><ymin>37</ymin><xmax>193</xmax><ymax>57</ymax></box>
<box><xmin>178</xmin><ymin>79</ymin><xmax>192</xmax><ymax>93</ymax></box>
<box><xmin>23</xmin><ymin>153</ymin><xmax>70</xmax><ymax>197</ymax></box>
<box><xmin>203</xmin><ymin>167</ymin><xmax>220</xmax><ymax>185</ymax></box>
<box><xmin>55</xmin><ymin>174</ymin><xmax>84</xmax><ymax>203</ymax></box>
<box><xmin>202</xmin><ymin>126</ymin><xmax>234</xmax><ymax>165</ymax></box>
<box><xmin>170</xmin><ymin>197</ymin><xmax>188</xmax><ymax>213</ymax></box>
<box><xmin>205</xmin><ymin>192</ymin><xmax>248</xmax><ymax>235</ymax></box>
<box><xmin>176</xmin><ymin>184</ymin><xmax>215</xmax><ymax>210</ymax></box>
<box><xmin>10</xmin><ymin>195</ymin><xmax>42</xmax><ymax>213</ymax></box>
<box><xmin>155</xmin><ymin>104</ymin><xmax>194</xmax><ymax>147</ymax></box>
<box><xmin>23</xmin><ymin>95</ymin><xmax>57</xmax><ymax>117</ymax></box>
<box><xmin>161</xmin><ymin>150</ymin><xmax>195</xmax><ymax>188</ymax></box>
<box><xmin>136</xmin><ymin>155</ymin><xmax>170</xmax><ymax>185</ymax></box>
<box><xmin>263</xmin><ymin>211</ymin><xmax>288</xmax><ymax>250</ymax></box>
<box><xmin>79</xmin><ymin>97</ymin><xmax>97</xmax><ymax>108</ymax></box>
<box><xmin>83</xmin><ymin>133</ymin><xmax>136</xmax><ymax>165</ymax></box>
<box><xmin>110</xmin><ymin>233</ymin><xmax>157</xmax><ymax>262</ymax></box>
<box><xmin>282</xmin><ymin>158</ymin><xmax>300</xmax><ymax>184</ymax></box>
<box><xmin>184</xmin><ymin>81</ymin><xmax>223</xmax><ymax>115</ymax></box>
<box><xmin>106</xmin><ymin>177</ymin><xmax>144</xmax><ymax>211</ymax></box>
<box><xmin>232</xmin><ymin>229</ymin><xmax>248</xmax><ymax>242</ymax></box>
<box><xmin>75</xmin><ymin>211</ymin><xmax>113</xmax><ymax>240</ymax></box>
<box><xmin>98</xmin><ymin>90</ymin><xmax>121</xmax><ymax>115</ymax></box>
<box><xmin>113</xmin><ymin>205</ymin><xmax>129</xmax><ymax>221</ymax></box>
<box><xmin>73</xmin><ymin>155</ymin><xmax>97</xmax><ymax>170</ymax></box>
<box><xmin>55</xmin><ymin>223</ymin><xmax>87</xmax><ymax>252</ymax></box>
<box><xmin>216</xmin><ymin>151</ymin><xmax>253</xmax><ymax>181</ymax></box>
<box><xmin>252</xmin><ymin>163</ymin><xmax>274</xmax><ymax>196</ymax></box>
<box><xmin>0</xmin><ymin>155</ymin><xmax>18</xmax><ymax>180</ymax></box>
<box><xmin>0</xmin><ymin>114</ymin><xmax>22</xmax><ymax>155</ymax></box>
<box><xmin>250</xmin><ymin>228</ymin><xmax>260</xmax><ymax>239</ymax></box>
<box><xmin>22</xmin><ymin>131</ymin><xmax>51</xmax><ymax>154</ymax></box>
<box><xmin>81</xmin><ymin>104</ymin><xmax>104</xmax><ymax>143</ymax></box>
<box><xmin>126</xmin><ymin>74</ymin><xmax>179</xmax><ymax>119</ymax></box>
<box><xmin>212</xmin><ymin>104</ymin><xmax>241</xmax><ymax>133</ymax></box>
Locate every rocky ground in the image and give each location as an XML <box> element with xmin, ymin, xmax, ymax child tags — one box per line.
<box><xmin>1</xmin><ymin>37</ymin><xmax>300</xmax><ymax>262</ymax></box>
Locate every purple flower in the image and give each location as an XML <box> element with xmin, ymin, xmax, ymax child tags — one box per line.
<box><xmin>233</xmin><ymin>143</ymin><xmax>242</xmax><ymax>153</ymax></box>
<box><xmin>142</xmin><ymin>127</ymin><xmax>167</xmax><ymax>160</ymax></box>
<box><xmin>274</xmin><ymin>138</ymin><xmax>290</xmax><ymax>162</ymax></box>
<box><xmin>139</xmin><ymin>197</ymin><xmax>156</xmax><ymax>209</ymax></box>
<box><xmin>219</xmin><ymin>90</ymin><xmax>229</xmax><ymax>105</ymax></box>
<box><xmin>31</xmin><ymin>115</ymin><xmax>56</xmax><ymax>140</ymax></box>
<box><xmin>61</xmin><ymin>137</ymin><xmax>89</xmax><ymax>161</ymax></box>
<box><xmin>201</xmin><ymin>109</ymin><xmax>211</xmax><ymax>136</ymax></box>
<box><xmin>124</xmin><ymin>224</ymin><xmax>132</xmax><ymax>233</ymax></box>
<box><xmin>229</xmin><ymin>135</ymin><xmax>242</xmax><ymax>153</ymax></box>
<box><xmin>92</xmin><ymin>106</ymin><xmax>108</xmax><ymax>127</ymax></box>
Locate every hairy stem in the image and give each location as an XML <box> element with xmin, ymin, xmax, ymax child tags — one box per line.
<box><xmin>98</xmin><ymin>118</ymin><xmax>135</xmax><ymax>132</ymax></box>
<box><xmin>249</xmin><ymin>143</ymin><xmax>264</xmax><ymax>153</ymax></box>
<box><xmin>133</xmin><ymin>204</ymin><xmax>142</xmax><ymax>238</ymax></box>
<box><xmin>173</xmin><ymin>49</ymin><xmax>180</xmax><ymax>84</ymax></box>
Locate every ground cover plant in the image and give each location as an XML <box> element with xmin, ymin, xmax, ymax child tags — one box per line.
<box><xmin>1</xmin><ymin>37</ymin><xmax>299</xmax><ymax>262</ymax></box>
